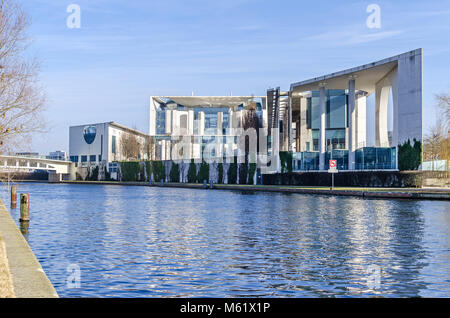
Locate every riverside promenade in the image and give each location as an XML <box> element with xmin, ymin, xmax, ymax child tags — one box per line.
<box><xmin>0</xmin><ymin>200</ymin><xmax>58</xmax><ymax>298</ymax></box>
<box><xmin>61</xmin><ymin>181</ymin><xmax>450</xmax><ymax>200</ymax></box>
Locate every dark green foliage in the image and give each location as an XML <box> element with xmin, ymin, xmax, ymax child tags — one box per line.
<box><xmin>398</xmin><ymin>139</ymin><xmax>422</xmax><ymax>171</ymax></box>
<box><xmin>248</xmin><ymin>163</ymin><xmax>257</xmax><ymax>185</ymax></box>
<box><xmin>217</xmin><ymin>163</ymin><xmax>224</xmax><ymax>184</ymax></box>
<box><xmin>188</xmin><ymin>159</ymin><xmax>197</xmax><ymax>183</ymax></box>
<box><xmin>104</xmin><ymin>166</ymin><xmax>112</xmax><ymax>181</ymax></box>
<box><xmin>139</xmin><ymin>163</ymin><xmax>146</xmax><ymax>182</ymax></box>
<box><xmin>120</xmin><ymin>162</ymin><xmax>140</xmax><ymax>181</ymax></box>
<box><xmin>279</xmin><ymin>151</ymin><xmax>293</xmax><ymax>173</ymax></box>
<box><xmin>170</xmin><ymin>163</ymin><xmax>180</xmax><ymax>182</ymax></box>
<box><xmin>152</xmin><ymin>161</ymin><xmax>165</xmax><ymax>182</ymax></box>
<box><xmin>197</xmin><ymin>161</ymin><xmax>209</xmax><ymax>183</ymax></box>
<box><xmin>144</xmin><ymin>161</ymin><xmax>152</xmax><ymax>182</ymax></box>
<box><xmin>86</xmin><ymin>166</ymin><xmax>99</xmax><ymax>181</ymax></box>
<box><xmin>239</xmin><ymin>163</ymin><xmax>248</xmax><ymax>184</ymax></box>
<box><xmin>227</xmin><ymin>158</ymin><xmax>238</xmax><ymax>184</ymax></box>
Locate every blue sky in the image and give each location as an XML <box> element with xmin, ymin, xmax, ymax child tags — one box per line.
<box><xmin>17</xmin><ymin>0</ymin><xmax>450</xmax><ymax>153</ymax></box>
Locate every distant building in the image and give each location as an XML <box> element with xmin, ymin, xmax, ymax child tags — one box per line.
<box><xmin>69</xmin><ymin>122</ymin><xmax>149</xmax><ymax>177</ymax></box>
<box><xmin>47</xmin><ymin>150</ymin><xmax>68</xmax><ymax>161</ymax></box>
<box><xmin>15</xmin><ymin>152</ymin><xmax>40</xmax><ymax>158</ymax></box>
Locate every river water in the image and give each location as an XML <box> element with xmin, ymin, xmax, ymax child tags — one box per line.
<box><xmin>1</xmin><ymin>183</ymin><xmax>449</xmax><ymax>297</ymax></box>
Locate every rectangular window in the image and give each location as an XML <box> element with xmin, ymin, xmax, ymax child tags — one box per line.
<box><xmin>81</xmin><ymin>155</ymin><xmax>87</xmax><ymax>163</ymax></box>
<box><xmin>112</xmin><ymin>136</ymin><xmax>116</xmax><ymax>154</ymax></box>
<box><xmin>90</xmin><ymin>155</ymin><xmax>96</xmax><ymax>162</ymax></box>
<box><xmin>70</xmin><ymin>156</ymin><xmax>79</xmax><ymax>163</ymax></box>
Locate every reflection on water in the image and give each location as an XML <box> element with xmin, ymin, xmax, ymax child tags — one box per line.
<box><xmin>1</xmin><ymin>183</ymin><xmax>449</xmax><ymax>297</ymax></box>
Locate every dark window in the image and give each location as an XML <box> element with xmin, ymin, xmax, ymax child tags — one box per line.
<box><xmin>112</xmin><ymin>136</ymin><xmax>116</xmax><ymax>154</ymax></box>
<box><xmin>90</xmin><ymin>155</ymin><xmax>96</xmax><ymax>162</ymax></box>
<box><xmin>81</xmin><ymin>156</ymin><xmax>87</xmax><ymax>163</ymax></box>
<box><xmin>70</xmin><ymin>156</ymin><xmax>79</xmax><ymax>163</ymax></box>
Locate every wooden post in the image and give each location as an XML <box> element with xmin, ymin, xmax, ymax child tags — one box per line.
<box><xmin>11</xmin><ymin>186</ymin><xmax>17</xmax><ymax>208</ymax></box>
<box><xmin>20</xmin><ymin>193</ymin><xmax>30</xmax><ymax>222</ymax></box>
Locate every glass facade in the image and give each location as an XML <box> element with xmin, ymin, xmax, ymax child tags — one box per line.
<box><xmin>325</xmin><ymin>150</ymin><xmax>349</xmax><ymax>170</ymax></box>
<box><xmin>156</xmin><ymin>109</ymin><xmax>166</xmax><ymax>135</ymax></box>
<box><xmin>293</xmin><ymin>152</ymin><xmax>320</xmax><ymax>171</ymax></box>
<box><xmin>355</xmin><ymin>147</ymin><xmax>396</xmax><ymax>170</ymax></box>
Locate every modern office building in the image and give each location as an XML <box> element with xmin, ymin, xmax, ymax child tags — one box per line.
<box><xmin>69</xmin><ymin>122</ymin><xmax>149</xmax><ymax>174</ymax></box>
<box><xmin>70</xmin><ymin>49</ymin><xmax>423</xmax><ymax>175</ymax></box>
<box><xmin>47</xmin><ymin>150</ymin><xmax>68</xmax><ymax>161</ymax></box>
<box><xmin>149</xmin><ymin>96</ymin><xmax>266</xmax><ymax>160</ymax></box>
<box><xmin>270</xmin><ymin>48</ymin><xmax>422</xmax><ymax>171</ymax></box>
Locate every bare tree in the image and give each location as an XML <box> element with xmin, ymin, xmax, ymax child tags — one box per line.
<box><xmin>143</xmin><ymin>135</ymin><xmax>155</xmax><ymax>161</ymax></box>
<box><xmin>120</xmin><ymin>132</ymin><xmax>141</xmax><ymax>161</ymax></box>
<box><xmin>0</xmin><ymin>0</ymin><xmax>46</xmax><ymax>154</ymax></box>
<box><xmin>436</xmin><ymin>93</ymin><xmax>450</xmax><ymax>129</ymax></box>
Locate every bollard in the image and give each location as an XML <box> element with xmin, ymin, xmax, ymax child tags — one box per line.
<box><xmin>20</xmin><ymin>193</ymin><xmax>30</xmax><ymax>222</ymax></box>
<box><xmin>203</xmin><ymin>179</ymin><xmax>207</xmax><ymax>189</ymax></box>
<box><xmin>160</xmin><ymin>179</ymin><xmax>164</xmax><ymax>186</ymax></box>
<box><xmin>209</xmin><ymin>179</ymin><xmax>213</xmax><ymax>189</ymax></box>
<box><xmin>10</xmin><ymin>185</ymin><xmax>17</xmax><ymax>208</ymax></box>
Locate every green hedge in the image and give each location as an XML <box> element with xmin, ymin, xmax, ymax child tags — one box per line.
<box><xmin>152</xmin><ymin>161</ymin><xmax>165</xmax><ymax>182</ymax></box>
<box><xmin>120</xmin><ymin>162</ymin><xmax>140</xmax><ymax>181</ymax></box>
<box><xmin>239</xmin><ymin>163</ymin><xmax>248</xmax><ymax>184</ymax></box>
<box><xmin>228</xmin><ymin>160</ymin><xmax>238</xmax><ymax>184</ymax></box>
<box><xmin>197</xmin><ymin>161</ymin><xmax>209</xmax><ymax>183</ymax></box>
<box><xmin>170</xmin><ymin>163</ymin><xmax>180</xmax><ymax>182</ymax></box>
<box><xmin>217</xmin><ymin>163</ymin><xmax>224</xmax><ymax>184</ymax></box>
<box><xmin>279</xmin><ymin>151</ymin><xmax>293</xmax><ymax>173</ymax></box>
<box><xmin>248</xmin><ymin>163</ymin><xmax>257</xmax><ymax>185</ymax></box>
<box><xmin>145</xmin><ymin>161</ymin><xmax>152</xmax><ymax>182</ymax></box>
<box><xmin>188</xmin><ymin>160</ymin><xmax>197</xmax><ymax>183</ymax></box>
<box><xmin>398</xmin><ymin>139</ymin><xmax>422</xmax><ymax>171</ymax></box>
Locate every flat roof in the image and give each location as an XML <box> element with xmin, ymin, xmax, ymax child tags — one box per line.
<box><xmin>290</xmin><ymin>48</ymin><xmax>422</xmax><ymax>95</ymax></box>
<box><xmin>153</xmin><ymin>96</ymin><xmax>265</xmax><ymax>108</ymax></box>
<box><xmin>70</xmin><ymin>122</ymin><xmax>148</xmax><ymax>137</ymax></box>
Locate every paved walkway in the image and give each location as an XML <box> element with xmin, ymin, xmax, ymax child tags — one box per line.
<box><xmin>0</xmin><ymin>200</ymin><xmax>58</xmax><ymax>298</ymax></box>
<box><xmin>0</xmin><ymin>236</ymin><xmax>14</xmax><ymax>298</ymax></box>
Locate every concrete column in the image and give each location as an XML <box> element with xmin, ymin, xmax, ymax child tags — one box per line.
<box><xmin>198</xmin><ymin>111</ymin><xmax>205</xmax><ymax>136</ymax></box>
<box><xmin>375</xmin><ymin>83</ymin><xmax>390</xmax><ymax>147</ymax></box>
<box><xmin>188</xmin><ymin>110</ymin><xmax>195</xmax><ymax>135</ymax></box>
<box><xmin>288</xmin><ymin>95</ymin><xmax>293</xmax><ymax>152</ymax></box>
<box><xmin>319</xmin><ymin>85</ymin><xmax>326</xmax><ymax>170</ymax></box>
<box><xmin>217</xmin><ymin>112</ymin><xmax>223</xmax><ymax>135</ymax></box>
<box><xmin>348</xmin><ymin>78</ymin><xmax>356</xmax><ymax>170</ymax></box>
<box><xmin>165</xmin><ymin>109</ymin><xmax>172</xmax><ymax>134</ymax></box>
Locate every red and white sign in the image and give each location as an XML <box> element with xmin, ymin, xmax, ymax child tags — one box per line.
<box><xmin>329</xmin><ymin>160</ymin><xmax>337</xmax><ymax>168</ymax></box>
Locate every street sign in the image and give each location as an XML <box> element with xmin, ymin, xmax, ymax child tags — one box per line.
<box><xmin>328</xmin><ymin>160</ymin><xmax>338</xmax><ymax>173</ymax></box>
<box><xmin>329</xmin><ymin>160</ymin><xmax>337</xmax><ymax>168</ymax></box>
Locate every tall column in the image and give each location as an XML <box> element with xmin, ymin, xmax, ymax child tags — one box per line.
<box><xmin>198</xmin><ymin>111</ymin><xmax>205</xmax><ymax>136</ymax></box>
<box><xmin>288</xmin><ymin>95</ymin><xmax>293</xmax><ymax>152</ymax></box>
<box><xmin>217</xmin><ymin>112</ymin><xmax>223</xmax><ymax>135</ymax></box>
<box><xmin>348</xmin><ymin>78</ymin><xmax>356</xmax><ymax>170</ymax></box>
<box><xmin>319</xmin><ymin>84</ymin><xmax>326</xmax><ymax>170</ymax></box>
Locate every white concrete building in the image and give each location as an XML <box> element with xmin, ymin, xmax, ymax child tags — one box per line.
<box><xmin>149</xmin><ymin>96</ymin><xmax>266</xmax><ymax>161</ymax></box>
<box><xmin>272</xmin><ymin>48</ymin><xmax>423</xmax><ymax>171</ymax></box>
<box><xmin>69</xmin><ymin>122</ymin><xmax>149</xmax><ymax>175</ymax></box>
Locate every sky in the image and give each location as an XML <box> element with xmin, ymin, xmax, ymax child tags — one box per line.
<box><xmin>15</xmin><ymin>0</ymin><xmax>450</xmax><ymax>154</ymax></box>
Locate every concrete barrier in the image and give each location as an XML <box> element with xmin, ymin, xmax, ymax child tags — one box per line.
<box><xmin>0</xmin><ymin>200</ymin><xmax>58</xmax><ymax>298</ymax></box>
